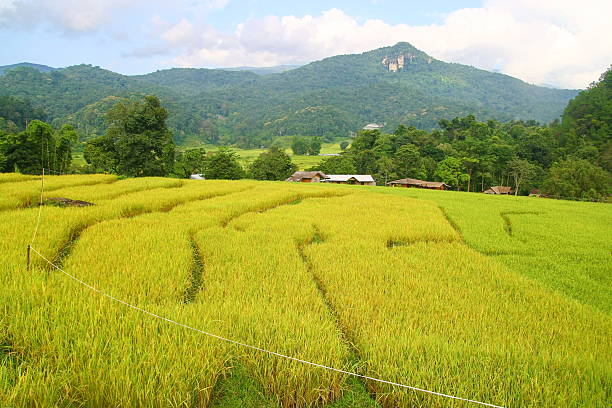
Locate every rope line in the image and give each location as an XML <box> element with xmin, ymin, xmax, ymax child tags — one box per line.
<box><xmin>30</xmin><ymin>168</ymin><xmax>45</xmax><ymax>246</ymax></box>
<box><xmin>30</xmin><ymin>246</ymin><xmax>505</xmax><ymax>408</ymax></box>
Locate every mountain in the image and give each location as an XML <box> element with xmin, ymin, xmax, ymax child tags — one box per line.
<box><xmin>0</xmin><ymin>43</ymin><xmax>580</xmax><ymax>147</ymax></box>
<box><xmin>0</xmin><ymin>62</ymin><xmax>58</xmax><ymax>75</ymax></box>
<box><xmin>218</xmin><ymin>65</ymin><xmax>301</xmax><ymax>75</ymax></box>
<box><xmin>186</xmin><ymin>42</ymin><xmax>578</xmax><ymax>145</ymax></box>
<box><xmin>133</xmin><ymin>68</ymin><xmax>259</xmax><ymax>96</ymax></box>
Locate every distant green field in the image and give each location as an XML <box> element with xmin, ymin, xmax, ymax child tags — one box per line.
<box><xmin>206</xmin><ymin>142</ymin><xmax>343</xmax><ymax>171</ymax></box>
<box><xmin>1</xmin><ymin>175</ymin><xmax>610</xmax><ymax>407</ymax></box>
<box><xmin>73</xmin><ymin>143</ymin><xmax>343</xmax><ymax>172</ymax></box>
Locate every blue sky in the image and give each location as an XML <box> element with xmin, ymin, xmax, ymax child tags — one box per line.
<box><xmin>0</xmin><ymin>0</ymin><xmax>610</xmax><ymax>88</ymax></box>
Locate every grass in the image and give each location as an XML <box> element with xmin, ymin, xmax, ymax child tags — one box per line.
<box><xmin>204</xmin><ymin>142</ymin><xmax>344</xmax><ymax>170</ymax></box>
<box><xmin>73</xmin><ymin>142</ymin><xmax>344</xmax><ymax>172</ymax></box>
<box><xmin>0</xmin><ymin>175</ymin><xmax>610</xmax><ymax>407</ymax></box>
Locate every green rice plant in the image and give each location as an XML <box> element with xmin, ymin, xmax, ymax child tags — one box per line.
<box><xmin>48</xmin><ymin>176</ymin><xmax>184</xmax><ymax>202</ymax></box>
<box><xmin>50</xmin><ymin>184</ymin><xmax>348</xmax><ymax>406</ymax></box>
<box><xmin>0</xmin><ymin>177</ymin><xmax>610</xmax><ymax>407</ymax></box>
<box><xmin>381</xmin><ymin>188</ymin><xmax>612</xmax><ymax>314</ymax></box>
<box><xmin>0</xmin><ymin>173</ymin><xmax>37</xmax><ymax>184</ymax></box>
<box><xmin>0</xmin><ymin>174</ymin><xmax>117</xmax><ymax>211</ymax></box>
<box><xmin>231</xmin><ymin>192</ymin><xmax>611</xmax><ymax>407</ymax></box>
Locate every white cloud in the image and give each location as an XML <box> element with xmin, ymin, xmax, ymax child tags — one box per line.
<box><xmin>2</xmin><ymin>0</ymin><xmax>609</xmax><ymax>87</ymax></box>
<box><xmin>0</xmin><ymin>0</ymin><xmax>229</xmax><ymax>33</ymax></box>
<box><xmin>0</xmin><ymin>0</ymin><xmax>142</xmax><ymax>32</ymax></box>
<box><xmin>154</xmin><ymin>1</ymin><xmax>611</xmax><ymax>88</ymax></box>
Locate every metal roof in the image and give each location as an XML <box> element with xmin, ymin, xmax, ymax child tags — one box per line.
<box><xmin>324</xmin><ymin>175</ymin><xmax>375</xmax><ymax>182</ymax></box>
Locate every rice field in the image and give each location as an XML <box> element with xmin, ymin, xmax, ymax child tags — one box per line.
<box><xmin>1</xmin><ymin>174</ymin><xmax>610</xmax><ymax>407</ymax></box>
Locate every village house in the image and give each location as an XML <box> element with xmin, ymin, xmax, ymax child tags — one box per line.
<box><xmin>484</xmin><ymin>186</ymin><xmax>513</xmax><ymax>195</ymax></box>
<box><xmin>323</xmin><ymin>175</ymin><xmax>376</xmax><ymax>186</ymax></box>
<box><xmin>386</xmin><ymin>178</ymin><xmax>449</xmax><ymax>190</ymax></box>
<box><xmin>362</xmin><ymin>123</ymin><xmax>385</xmax><ymax>130</ymax></box>
<box><xmin>285</xmin><ymin>171</ymin><xmax>328</xmax><ymax>183</ymax></box>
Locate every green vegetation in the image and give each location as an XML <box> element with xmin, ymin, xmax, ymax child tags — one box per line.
<box><xmin>0</xmin><ymin>55</ymin><xmax>608</xmax><ymax>200</ymax></box>
<box><xmin>204</xmin><ymin>147</ymin><xmax>246</xmax><ymax>179</ymax></box>
<box><xmin>249</xmin><ymin>146</ymin><xmax>297</xmax><ymax>181</ymax></box>
<box><xmin>0</xmin><ymin>95</ymin><xmax>46</xmax><ymax>132</ymax></box>
<box><xmin>321</xmin><ymin>69</ymin><xmax>611</xmax><ymax>199</ymax></box>
<box><xmin>0</xmin><ymin>43</ymin><xmax>578</xmax><ymax>147</ymax></box>
<box><xmin>0</xmin><ymin>120</ymin><xmax>77</xmax><ymax>174</ymax></box>
<box><xmin>291</xmin><ymin>136</ymin><xmax>322</xmax><ymax>155</ymax></box>
<box><xmin>83</xmin><ymin>95</ymin><xmax>175</xmax><ymax>177</ymax></box>
<box><xmin>0</xmin><ymin>176</ymin><xmax>609</xmax><ymax>407</ymax></box>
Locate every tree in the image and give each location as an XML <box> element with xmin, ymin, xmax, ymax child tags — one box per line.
<box><xmin>508</xmin><ymin>158</ymin><xmax>537</xmax><ymax>196</ymax></box>
<box><xmin>84</xmin><ymin>132</ymin><xmax>118</xmax><ymax>173</ymax></box>
<box><xmin>461</xmin><ymin>157</ymin><xmax>479</xmax><ymax>192</ymax></box>
<box><xmin>249</xmin><ymin>146</ymin><xmax>297</xmax><ymax>180</ymax></box>
<box><xmin>543</xmin><ymin>159</ymin><xmax>611</xmax><ymax>200</ymax></box>
<box><xmin>376</xmin><ymin>157</ymin><xmax>395</xmax><ymax>185</ymax></box>
<box><xmin>318</xmin><ymin>155</ymin><xmax>356</xmax><ymax>174</ymax></box>
<box><xmin>291</xmin><ymin>137</ymin><xmax>308</xmax><ymax>155</ymax></box>
<box><xmin>306</xmin><ymin>137</ymin><xmax>322</xmax><ymax>155</ymax></box>
<box><xmin>173</xmin><ymin>147</ymin><xmax>207</xmax><ymax>178</ymax></box>
<box><xmin>2</xmin><ymin>120</ymin><xmax>55</xmax><ymax>174</ymax></box>
<box><xmin>339</xmin><ymin>141</ymin><xmax>349</xmax><ymax>150</ymax></box>
<box><xmin>434</xmin><ymin>157</ymin><xmax>470</xmax><ymax>190</ymax></box>
<box><xmin>84</xmin><ymin>95</ymin><xmax>175</xmax><ymax>177</ymax></box>
<box><xmin>559</xmin><ymin>67</ymin><xmax>612</xmax><ymax>171</ymax></box>
<box><xmin>55</xmin><ymin>124</ymin><xmax>78</xmax><ymax>174</ymax></box>
<box><xmin>205</xmin><ymin>147</ymin><xmax>245</xmax><ymax>179</ymax></box>
<box><xmin>393</xmin><ymin>143</ymin><xmax>425</xmax><ymax>179</ymax></box>
<box><xmin>0</xmin><ymin>95</ymin><xmax>46</xmax><ymax>131</ymax></box>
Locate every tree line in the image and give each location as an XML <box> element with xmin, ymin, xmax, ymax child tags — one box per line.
<box><xmin>314</xmin><ymin>68</ymin><xmax>611</xmax><ymax>200</ymax></box>
<box><xmin>0</xmin><ymin>67</ymin><xmax>609</xmax><ymax>200</ymax></box>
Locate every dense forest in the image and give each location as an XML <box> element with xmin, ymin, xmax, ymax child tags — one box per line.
<box><xmin>315</xmin><ymin>68</ymin><xmax>610</xmax><ymax>199</ymax></box>
<box><xmin>0</xmin><ymin>43</ymin><xmax>578</xmax><ymax>148</ymax></box>
<box><xmin>0</xmin><ymin>50</ymin><xmax>609</xmax><ymax>200</ymax></box>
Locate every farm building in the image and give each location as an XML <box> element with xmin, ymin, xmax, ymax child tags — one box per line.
<box><xmin>285</xmin><ymin>171</ymin><xmax>328</xmax><ymax>183</ymax></box>
<box><xmin>386</xmin><ymin>178</ymin><xmax>449</xmax><ymax>190</ymax></box>
<box><xmin>484</xmin><ymin>186</ymin><xmax>513</xmax><ymax>195</ymax></box>
<box><xmin>362</xmin><ymin>123</ymin><xmax>385</xmax><ymax>130</ymax></box>
<box><xmin>323</xmin><ymin>175</ymin><xmax>376</xmax><ymax>186</ymax></box>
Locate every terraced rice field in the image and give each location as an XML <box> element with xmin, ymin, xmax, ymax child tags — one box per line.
<box><xmin>1</xmin><ymin>174</ymin><xmax>610</xmax><ymax>407</ymax></box>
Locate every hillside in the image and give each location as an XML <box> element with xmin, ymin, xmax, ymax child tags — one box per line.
<box><xmin>218</xmin><ymin>64</ymin><xmax>301</xmax><ymax>75</ymax></box>
<box><xmin>204</xmin><ymin>43</ymin><xmax>578</xmax><ymax>145</ymax></box>
<box><xmin>0</xmin><ymin>43</ymin><xmax>579</xmax><ymax>146</ymax></box>
<box><xmin>1</xmin><ymin>175</ymin><xmax>610</xmax><ymax>407</ymax></box>
<box><xmin>0</xmin><ymin>62</ymin><xmax>57</xmax><ymax>75</ymax></box>
<box><xmin>132</xmin><ymin>68</ymin><xmax>260</xmax><ymax>96</ymax></box>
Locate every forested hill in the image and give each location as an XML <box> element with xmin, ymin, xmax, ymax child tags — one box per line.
<box><xmin>132</xmin><ymin>68</ymin><xmax>260</xmax><ymax>96</ymax></box>
<box><xmin>0</xmin><ymin>42</ymin><xmax>579</xmax><ymax>146</ymax></box>
<box><xmin>0</xmin><ymin>63</ymin><xmax>57</xmax><ymax>75</ymax></box>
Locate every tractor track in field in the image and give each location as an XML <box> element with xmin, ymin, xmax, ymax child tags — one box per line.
<box><xmin>500</xmin><ymin>211</ymin><xmax>542</xmax><ymax>237</ymax></box>
<box><xmin>0</xmin><ymin>178</ymin><xmax>119</xmax><ymax>212</ymax></box>
<box><xmin>296</xmin><ymin>226</ymin><xmax>380</xmax><ymax>406</ymax></box>
<box><xmin>184</xmin><ymin>191</ymin><xmax>347</xmax><ymax>303</ymax></box>
<box><xmin>44</xmin><ymin>188</ymin><xmax>249</xmax><ymax>271</ymax></box>
<box><xmin>183</xmin><ymin>232</ymin><xmax>205</xmax><ymax>304</ymax></box>
<box><xmin>220</xmin><ymin>191</ymin><xmax>349</xmax><ymax>229</ymax></box>
<box><xmin>385</xmin><ymin>237</ymin><xmax>457</xmax><ymax>249</ymax></box>
<box><xmin>93</xmin><ymin>180</ymin><xmax>185</xmax><ymax>201</ymax></box>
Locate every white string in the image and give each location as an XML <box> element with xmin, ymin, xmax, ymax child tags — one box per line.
<box><xmin>30</xmin><ymin>168</ymin><xmax>45</xmax><ymax>246</ymax></box>
<box><xmin>30</xmin><ymin>246</ymin><xmax>505</xmax><ymax>408</ymax></box>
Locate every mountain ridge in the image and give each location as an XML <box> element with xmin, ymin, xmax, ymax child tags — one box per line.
<box><xmin>0</xmin><ymin>42</ymin><xmax>580</xmax><ymax>146</ymax></box>
<box><xmin>0</xmin><ymin>62</ymin><xmax>58</xmax><ymax>75</ymax></box>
